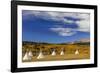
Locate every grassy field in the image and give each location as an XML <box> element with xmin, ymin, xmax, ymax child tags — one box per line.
<box><xmin>22</xmin><ymin>42</ymin><xmax>90</xmax><ymax>62</ymax></box>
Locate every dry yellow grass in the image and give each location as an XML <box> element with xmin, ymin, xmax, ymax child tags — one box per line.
<box><xmin>22</xmin><ymin>44</ymin><xmax>90</xmax><ymax>62</ymax></box>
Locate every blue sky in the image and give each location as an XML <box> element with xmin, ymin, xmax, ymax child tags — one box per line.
<box><xmin>22</xmin><ymin>10</ymin><xmax>90</xmax><ymax>43</ymax></box>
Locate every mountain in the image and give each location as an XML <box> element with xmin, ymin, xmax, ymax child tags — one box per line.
<box><xmin>23</xmin><ymin>38</ymin><xmax>90</xmax><ymax>45</ymax></box>
<box><xmin>22</xmin><ymin>41</ymin><xmax>52</xmax><ymax>45</ymax></box>
<box><xmin>79</xmin><ymin>38</ymin><xmax>90</xmax><ymax>43</ymax></box>
<box><xmin>72</xmin><ymin>38</ymin><xmax>90</xmax><ymax>45</ymax></box>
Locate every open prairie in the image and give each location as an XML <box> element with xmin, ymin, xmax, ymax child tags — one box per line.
<box><xmin>22</xmin><ymin>42</ymin><xmax>90</xmax><ymax>62</ymax></box>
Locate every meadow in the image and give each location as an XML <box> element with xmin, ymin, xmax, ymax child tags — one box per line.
<box><xmin>22</xmin><ymin>42</ymin><xmax>90</xmax><ymax>62</ymax></box>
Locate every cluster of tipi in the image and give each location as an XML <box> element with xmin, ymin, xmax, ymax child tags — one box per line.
<box><xmin>23</xmin><ymin>48</ymin><xmax>79</xmax><ymax>61</ymax></box>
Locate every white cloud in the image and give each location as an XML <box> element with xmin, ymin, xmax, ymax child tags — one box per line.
<box><xmin>59</xmin><ymin>31</ymin><xmax>76</xmax><ymax>36</ymax></box>
<box><xmin>75</xmin><ymin>13</ymin><xmax>90</xmax><ymax>32</ymax></box>
<box><xmin>77</xmin><ymin>28</ymin><xmax>90</xmax><ymax>32</ymax></box>
<box><xmin>30</xmin><ymin>11</ymin><xmax>90</xmax><ymax>30</ymax></box>
<box><xmin>50</xmin><ymin>26</ymin><xmax>90</xmax><ymax>37</ymax></box>
<box><xmin>50</xmin><ymin>28</ymin><xmax>76</xmax><ymax>36</ymax></box>
<box><xmin>23</xmin><ymin>10</ymin><xmax>90</xmax><ymax>36</ymax></box>
<box><xmin>24</xmin><ymin>11</ymin><xmax>76</xmax><ymax>24</ymax></box>
<box><xmin>63</xmin><ymin>18</ymin><xmax>75</xmax><ymax>24</ymax></box>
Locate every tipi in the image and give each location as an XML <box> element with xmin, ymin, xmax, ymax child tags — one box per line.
<box><xmin>23</xmin><ymin>52</ymin><xmax>30</xmax><ymax>61</ymax></box>
<box><xmin>60</xmin><ymin>49</ymin><xmax>64</xmax><ymax>55</ymax></box>
<box><xmin>51</xmin><ymin>49</ymin><xmax>56</xmax><ymax>56</ymax></box>
<box><xmin>37</xmin><ymin>50</ymin><xmax>44</xmax><ymax>59</ymax></box>
<box><xmin>28</xmin><ymin>51</ymin><xmax>33</xmax><ymax>57</ymax></box>
<box><xmin>23</xmin><ymin>50</ymin><xmax>33</xmax><ymax>61</ymax></box>
<box><xmin>75</xmin><ymin>49</ymin><xmax>79</xmax><ymax>55</ymax></box>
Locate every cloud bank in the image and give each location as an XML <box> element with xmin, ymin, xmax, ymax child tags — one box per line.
<box><xmin>23</xmin><ymin>10</ymin><xmax>90</xmax><ymax>36</ymax></box>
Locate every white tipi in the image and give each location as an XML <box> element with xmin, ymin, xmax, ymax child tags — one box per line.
<box><xmin>60</xmin><ymin>49</ymin><xmax>64</xmax><ymax>55</ymax></box>
<box><xmin>28</xmin><ymin>51</ymin><xmax>33</xmax><ymax>57</ymax></box>
<box><xmin>23</xmin><ymin>52</ymin><xmax>29</xmax><ymax>61</ymax></box>
<box><xmin>51</xmin><ymin>50</ymin><xmax>56</xmax><ymax>56</ymax></box>
<box><xmin>75</xmin><ymin>49</ymin><xmax>79</xmax><ymax>55</ymax></box>
<box><xmin>37</xmin><ymin>50</ymin><xmax>44</xmax><ymax>59</ymax></box>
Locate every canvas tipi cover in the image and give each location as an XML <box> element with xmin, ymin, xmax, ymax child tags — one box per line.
<box><xmin>75</xmin><ymin>50</ymin><xmax>79</xmax><ymax>55</ymax></box>
<box><xmin>23</xmin><ymin>52</ymin><xmax>29</xmax><ymax>60</ymax></box>
<box><xmin>51</xmin><ymin>50</ymin><xmax>56</xmax><ymax>56</ymax></box>
<box><xmin>37</xmin><ymin>51</ymin><xmax>44</xmax><ymax>59</ymax></box>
